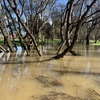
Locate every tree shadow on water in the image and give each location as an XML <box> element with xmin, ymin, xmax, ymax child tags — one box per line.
<box><xmin>0</xmin><ymin>56</ymin><xmax>54</xmax><ymax>65</ymax></box>
<box><xmin>52</xmin><ymin>69</ymin><xmax>100</xmax><ymax>76</ymax></box>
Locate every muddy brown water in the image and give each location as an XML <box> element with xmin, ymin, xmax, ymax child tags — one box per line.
<box><xmin>0</xmin><ymin>45</ymin><xmax>100</xmax><ymax>100</ymax></box>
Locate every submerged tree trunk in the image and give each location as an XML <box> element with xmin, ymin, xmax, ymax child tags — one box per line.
<box><xmin>56</xmin><ymin>40</ymin><xmax>66</xmax><ymax>54</ymax></box>
<box><xmin>53</xmin><ymin>36</ymin><xmax>78</xmax><ymax>59</ymax></box>
<box><xmin>53</xmin><ymin>23</ymin><xmax>79</xmax><ymax>59</ymax></box>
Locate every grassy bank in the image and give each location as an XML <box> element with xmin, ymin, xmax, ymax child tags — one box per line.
<box><xmin>0</xmin><ymin>39</ymin><xmax>100</xmax><ymax>46</ymax></box>
<box><xmin>0</xmin><ymin>39</ymin><xmax>61</xmax><ymax>45</ymax></box>
<box><xmin>0</xmin><ymin>39</ymin><xmax>20</xmax><ymax>45</ymax></box>
<box><xmin>90</xmin><ymin>40</ymin><xmax>100</xmax><ymax>46</ymax></box>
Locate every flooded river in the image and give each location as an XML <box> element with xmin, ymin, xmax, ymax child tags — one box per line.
<box><xmin>0</xmin><ymin>45</ymin><xmax>100</xmax><ymax>100</ymax></box>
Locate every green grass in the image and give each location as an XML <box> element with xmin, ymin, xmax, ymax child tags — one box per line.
<box><xmin>46</xmin><ymin>39</ymin><xmax>61</xmax><ymax>44</ymax></box>
<box><xmin>90</xmin><ymin>42</ymin><xmax>100</xmax><ymax>46</ymax></box>
<box><xmin>0</xmin><ymin>38</ymin><xmax>61</xmax><ymax>45</ymax></box>
<box><xmin>1</xmin><ymin>39</ymin><xmax>100</xmax><ymax>46</ymax></box>
<box><xmin>0</xmin><ymin>39</ymin><xmax>4</xmax><ymax>45</ymax></box>
<box><xmin>90</xmin><ymin>40</ymin><xmax>100</xmax><ymax>46</ymax></box>
<box><xmin>54</xmin><ymin>39</ymin><xmax>61</xmax><ymax>44</ymax></box>
<box><xmin>38</xmin><ymin>39</ymin><xmax>61</xmax><ymax>44</ymax></box>
<box><xmin>11</xmin><ymin>41</ymin><xmax>20</xmax><ymax>45</ymax></box>
<box><xmin>90</xmin><ymin>40</ymin><xmax>95</xmax><ymax>43</ymax></box>
<box><xmin>0</xmin><ymin>39</ymin><xmax>20</xmax><ymax>45</ymax></box>
<box><xmin>0</xmin><ymin>40</ymin><xmax>4</xmax><ymax>43</ymax></box>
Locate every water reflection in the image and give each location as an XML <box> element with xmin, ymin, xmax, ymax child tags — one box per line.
<box><xmin>0</xmin><ymin>52</ymin><xmax>4</xmax><ymax>59</ymax></box>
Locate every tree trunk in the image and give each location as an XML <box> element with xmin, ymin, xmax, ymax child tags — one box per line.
<box><xmin>30</xmin><ymin>34</ymin><xmax>42</xmax><ymax>56</ymax></box>
<box><xmin>94</xmin><ymin>35</ymin><xmax>98</xmax><ymax>43</ymax></box>
<box><xmin>8</xmin><ymin>25</ymin><xmax>17</xmax><ymax>50</ymax></box>
<box><xmin>53</xmin><ymin>28</ymin><xmax>78</xmax><ymax>59</ymax></box>
<box><xmin>56</xmin><ymin>40</ymin><xmax>66</xmax><ymax>54</ymax></box>
<box><xmin>0</xmin><ymin>45</ymin><xmax>7</xmax><ymax>52</ymax></box>
<box><xmin>5</xmin><ymin>36</ymin><xmax>15</xmax><ymax>52</ymax></box>
<box><xmin>1</xmin><ymin>28</ymin><xmax>15</xmax><ymax>52</ymax></box>
<box><xmin>86</xmin><ymin>34</ymin><xmax>90</xmax><ymax>45</ymax></box>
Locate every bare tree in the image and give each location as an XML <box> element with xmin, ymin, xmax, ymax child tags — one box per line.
<box><xmin>4</xmin><ymin>0</ymin><xmax>56</xmax><ymax>56</ymax></box>
<box><xmin>53</xmin><ymin>0</ymin><xmax>100</xmax><ymax>59</ymax></box>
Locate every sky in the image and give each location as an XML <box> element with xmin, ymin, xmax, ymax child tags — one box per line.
<box><xmin>58</xmin><ymin>0</ymin><xmax>68</xmax><ymax>3</ymax></box>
